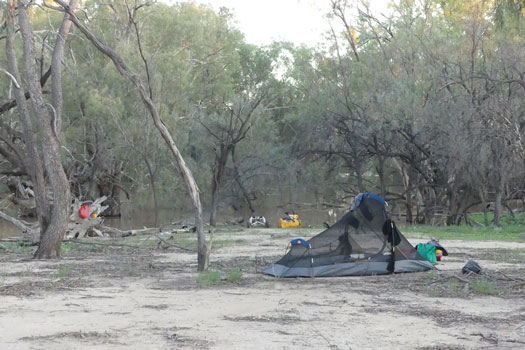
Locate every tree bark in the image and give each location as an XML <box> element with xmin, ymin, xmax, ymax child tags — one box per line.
<box><xmin>5</xmin><ymin>0</ymin><xmax>49</xmax><ymax>232</ymax></box>
<box><xmin>209</xmin><ymin>145</ymin><xmax>230</xmax><ymax>227</ymax></box>
<box><xmin>54</xmin><ymin>0</ymin><xmax>208</xmax><ymax>270</ymax></box>
<box><xmin>144</xmin><ymin>156</ymin><xmax>159</xmax><ymax>227</ymax></box>
<box><xmin>493</xmin><ymin>174</ymin><xmax>505</xmax><ymax>227</ymax></box>
<box><xmin>232</xmin><ymin>148</ymin><xmax>255</xmax><ymax>213</ymax></box>
<box><xmin>354</xmin><ymin>161</ymin><xmax>365</xmax><ymax>193</ymax></box>
<box><xmin>51</xmin><ymin>0</ymin><xmax>80</xmax><ymax>135</ymax></box>
<box><xmin>16</xmin><ymin>0</ymin><xmax>73</xmax><ymax>258</ymax></box>
<box><xmin>476</xmin><ymin>186</ymin><xmax>490</xmax><ymax>226</ymax></box>
<box><xmin>376</xmin><ymin>153</ymin><xmax>386</xmax><ymax>198</ymax></box>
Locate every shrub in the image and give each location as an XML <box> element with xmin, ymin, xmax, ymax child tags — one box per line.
<box><xmin>197</xmin><ymin>270</ymin><xmax>221</xmax><ymax>288</ymax></box>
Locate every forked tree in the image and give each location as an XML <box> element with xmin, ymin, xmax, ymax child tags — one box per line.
<box><xmin>4</xmin><ymin>0</ymin><xmax>78</xmax><ymax>258</ymax></box>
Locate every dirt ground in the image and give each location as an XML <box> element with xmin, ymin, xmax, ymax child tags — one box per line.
<box><xmin>1</xmin><ymin>227</ymin><xmax>524</xmax><ymax>350</ymax></box>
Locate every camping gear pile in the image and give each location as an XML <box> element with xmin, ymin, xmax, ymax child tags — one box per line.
<box><xmin>416</xmin><ymin>239</ymin><xmax>449</xmax><ymax>264</ymax></box>
<box><xmin>264</xmin><ymin>193</ymin><xmax>434</xmax><ymax>277</ymax></box>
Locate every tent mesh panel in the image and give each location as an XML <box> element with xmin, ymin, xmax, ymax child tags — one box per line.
<box><xmin>275</xmin><ymin>197</ymin><xmax>427</xmax><ymax>269</ymax></box>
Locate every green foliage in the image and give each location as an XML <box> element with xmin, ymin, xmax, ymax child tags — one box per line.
<box><xmin>448</xmin><ymin>278</ymin><xmax>462</xmax><ymax>297</ymax></box>
<box><xmin>225</xmin><ymin>269</ymin><xmax>243</xmax><ymax>283</ymax></box>
<box><xmin>401</xmin><ymin>225</ymin><xmax>523</xmax><ymax>241</ymax></box>
<box><xmin>471</xmin><ymin>280</ymin><xmax>498</xmax><ymax>296</ymax></box>
<box><xmin>197</xmin><ymin>270</ymin><xmax>221</xmax><ymax>288</ymax></box>
<box><xmin>122</xmin><ymin>264</ymin><xmax>140</xmax><ymax>277</ymax></box>
<box><xmin>22</xmin><ymin>264</ymin><xmax>34</xmax><ymax>277</ymax></box>
<box><xmin>468</xmin><ymin>211</ymin><xmax>525</xmax><ymax>226</ymax></box>
<box><xmin>196</xmin><ymin>268</ymin><xmax>243</xmax><ymax>287</ymax></box>
<box><xmin>57</xmin><ymin>264</ymin><xmax>73</xmax><ymax>278</ymax></box>
<box><xmin>0</xmin><ymin>241</ymin><xmax>36</xmax><ymax>255</ymax></box>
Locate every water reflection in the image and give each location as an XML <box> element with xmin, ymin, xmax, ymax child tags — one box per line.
<box><xmin>105</xmin><ymin>199</ymin><xmax>349</xmax><ymax>230</ymax></box>
<box><xmin>0</xmin><ymin>198</ymin><xmax>351</xmax><ymax>239</ymax></box>
<box><xmin>0</xmin><ymin>220</ymin><xmax>23</xmax><ymax>239</ymax></box>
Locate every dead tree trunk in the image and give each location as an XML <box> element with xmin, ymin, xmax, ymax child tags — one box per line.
<box><xmin>54</xmin><ymin>0</ymin><xmax>209</xmax><ymax>270</ymax></box>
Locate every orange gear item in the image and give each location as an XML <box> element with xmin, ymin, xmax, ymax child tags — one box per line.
<box><xmin>436</xmin><ymin>249</ymin><xmax>443</xmax><ymax>261</ymax></box>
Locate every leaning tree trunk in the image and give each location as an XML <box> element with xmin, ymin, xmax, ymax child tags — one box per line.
<box><xmin>55</xmin><ymin>0</ymin><xmax>208</xmax><ymax>270</ymax></box>
<box><xmin>17</xmin><ymin>0</ymin><xmax>73</xmax><ymax>258</ymax></box>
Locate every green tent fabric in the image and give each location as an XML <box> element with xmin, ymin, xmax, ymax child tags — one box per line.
<box><xmin>417</xmin><ymin>244</ymin><xmax>437</xmax><ymax>264</ymax></box>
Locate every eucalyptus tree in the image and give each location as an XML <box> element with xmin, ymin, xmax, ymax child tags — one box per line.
<box><xmin>3</xmin><ymin>0</ymin><xmax>79</xmax><ymax>257</ymax></box>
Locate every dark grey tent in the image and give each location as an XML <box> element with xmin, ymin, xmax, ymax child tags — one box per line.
<box><xmin>264</xmin><ymin>193</ymin><xmax>434</xmax><ymax>277</ymax></box>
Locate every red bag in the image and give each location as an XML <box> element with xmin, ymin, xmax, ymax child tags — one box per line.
<box><xmin>79</xmin><ymin>204</ymin><xmax>90</xmax><ymax>219</ymax></box>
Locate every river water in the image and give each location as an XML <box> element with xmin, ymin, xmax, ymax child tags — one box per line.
<box><xmin>0</xmin><ymin>196</ymin><xmax>351</xmax><ymax>239</ymax></box>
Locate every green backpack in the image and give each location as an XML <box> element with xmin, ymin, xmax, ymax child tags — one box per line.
<box><xmin>416</xmin><ymin>244</ymin><xmax>437</xmax><ymax>264</ymax></box>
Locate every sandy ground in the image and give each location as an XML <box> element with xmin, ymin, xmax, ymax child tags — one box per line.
<box><xmin>1</xmin><ymin>227</ymin><xmax>524</xmax><ymax>350</ymax></box>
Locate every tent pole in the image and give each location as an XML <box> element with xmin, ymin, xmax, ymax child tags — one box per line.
<box><xmin>390</xmin><ymin>221</ymin><xmax>395</xmax><ymax>274</ymax></box>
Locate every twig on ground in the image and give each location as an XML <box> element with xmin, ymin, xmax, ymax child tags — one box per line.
<box><xmin>452</xmin><ymin>275</ymin><xmax>472</xmax><ymax>284</ymax></box>
<box><xmin>153</xmin><ymin>233</ymin><xmax>195</xmax><ymax>252</ymax></box>
<box><xmin>62</xmin><ymin>239</ymin><xmax>141</xmax><ymax>249</ymax></box>
<box><xmin>0</xmin><ymin>243</ymin><xmax>14</xmax><ymax>252</ymax></box>
<box><xmin>312</xmin><ymin>325</ymin><xmax>340</xmax><ymax>349</ymax></box>
<box><xmin>501</xmin><ymin>273</ymin><xmax>525</xmax><ymax>282</ymax></box>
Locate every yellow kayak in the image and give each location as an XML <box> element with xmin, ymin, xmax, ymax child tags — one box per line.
<box><xmin>280</xmin><ymin>214</ymin><xmax>300</xmax><ymax>228</ymax></box>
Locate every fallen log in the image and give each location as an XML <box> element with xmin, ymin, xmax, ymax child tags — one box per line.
<box><xmin>0</xmin><ymin>209</ymin><xmax>39</xmax><ymax>241</ymax></box>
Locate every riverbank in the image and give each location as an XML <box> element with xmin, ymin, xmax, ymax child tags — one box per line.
<box><xmin>1</xmin><ymin>227</ymin><xmax>524</xmax><ymax>349</ymax></box>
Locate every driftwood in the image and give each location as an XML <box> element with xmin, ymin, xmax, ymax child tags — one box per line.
<box><xmin>1</xmin><ymin>195</ymin><xmax>161</xmax><ymax>242</ymax></box>
<box><xmin>66</xmin><ymin>196</ymin><xmax>109</xmax><ymax>239</ymax></box>
<box><xmin>66</xmin><ymin>197</ymin><xmax>152</xmax><ymax>238</ymax></box>
<box><xmin>67</xmin><ymin>197</ymin><xmax>159</xmax><ymax>238</ymax></box>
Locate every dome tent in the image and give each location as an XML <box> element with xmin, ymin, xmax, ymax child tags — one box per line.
<box><xmin>264</xmin><ymin>193</ymin><xmax>434</xmax><ymax>277</ymax></box>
